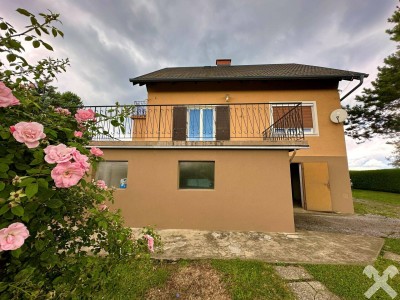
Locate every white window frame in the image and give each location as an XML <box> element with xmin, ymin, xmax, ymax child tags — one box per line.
<box><xmin>270</xmin><ymin>101</ymin><xmax>319</xmax><ymax>136</ymax></box>
<box><xmin>187</xmin><ymin>106</ymin><xmax>216</xmax><ymax>141</ymax></box>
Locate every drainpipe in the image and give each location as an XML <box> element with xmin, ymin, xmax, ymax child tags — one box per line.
<box><xmin>340</xmin><ymin>75</ymin><xmax>364</xmax><ymax>101</ymax></box>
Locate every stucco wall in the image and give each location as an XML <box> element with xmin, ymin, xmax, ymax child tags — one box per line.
<box><xmin>103</xmin><ymin>149</ymin><xmax>295</xmax><ymax>232</ymax></box>
<box><xmin>146</xmin><ymin>80</ymin><xmax>347</xmax><ymax>157</ymax></box>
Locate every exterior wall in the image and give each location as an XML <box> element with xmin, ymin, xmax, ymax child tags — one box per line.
<box><xmin>103</xmin><ymin>149</ymin><xmax>295</xmax><ymax>232</ymax></box>
<box><xmin>142</xmin><ymin>80</ymin><xmax>353</xmax><ymax>214</ymax></box>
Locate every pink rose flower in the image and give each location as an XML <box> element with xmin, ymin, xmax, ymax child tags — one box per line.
<box><xmin>75</xmin><ymin>109</ymin><xmax>96</xmax><ymax>123</ymax></box>
<box><xmin>96</xmin><ymin>180</ymin><xmax>107</xmax><ymax>190</ymax></box>
<box><xmin>9</xmin><ymin>126</ymin><xmax>15</xmax><ymax>133</ymax></box>
<box><xmin>0</xmin><ymin>82</ymin><xmax>20</xmax><ymax>107</ymax></box>
<box><xmin>90</xmin><ymin>147</ymin><xmax>103</xmax><ymax>157</ymax></box>
<box><xmin>12</xmin><ymin>121</ymin><xmax>46</xmax><ymax>148</ymax></box>
<box><xmin>0</xmin><ymin>222</ymin><xmax>29</xmax><ymax>251</ymax></box>
<box><xmin>72</xmin><ymin>150</ymin><xmax>90</xmax><ymax>171</ymax></box>
<box><xmin>54</xmin><ymin>107</ymin><xmax>71</xmax><ymax>116</ymax></box>
<box><xmin>143</xmin><ymin>234</ymin><xmax>154</xmax><ymax>252</ymax></box>
<box><xmin>74</xmin><ymin>131</ymin><xmax>83</xmax><ymax>138</ymax></box>
<box><xmin>98</xmin><ymin>203</ymin><xmax>108</xmax><ymax>211</ymax></box>
<box><xmin>44</xmin><ymin>144</ymin><xmax>76</xmax><ymax>164</ymax></box>
<box><xmin>51</xmin><ymin>161</ymin><xmax>86</xmax><ymax>188</ymax></box>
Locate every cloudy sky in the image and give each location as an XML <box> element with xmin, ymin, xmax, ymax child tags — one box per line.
<box><xmin>2</xmin><ymin>0</ymin><xmax>398</xmax><ymax>169</ymax></box>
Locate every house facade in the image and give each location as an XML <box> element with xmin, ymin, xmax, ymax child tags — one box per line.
<box><xmin>91</xmin><ymin>60</ymin><xmax>367</xmax><ymax>232</ymax></box>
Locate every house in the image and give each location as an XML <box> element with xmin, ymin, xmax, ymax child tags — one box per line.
<box><xmin>91</xmin><ymin>59</ymin><xmax>368</xmax><ymax>232</ymax></box>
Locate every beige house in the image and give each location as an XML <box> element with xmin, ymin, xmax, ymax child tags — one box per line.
<box><xmin>91</xmin><ymin>60</ymin><xmax>368</xmax><ymax>232</ymax></box>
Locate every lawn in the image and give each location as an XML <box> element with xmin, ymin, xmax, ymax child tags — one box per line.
<box><xmin>304</xmin><ymin>238</ymin><xmax>400</xmax><ymax>300</ymax></box>
<box><xmin>68</xmin><ymin>258</ymin><xmax>295</xmax><ymax>299</ymax></box>
<box><xmin>37</xmin><ymin>189</ymin><xmax>400</xmax><ymax>298</ymax></box>
<box><xmin>353</xmin><ymin>189</ymin><xmax>400</xmax><ymax>218</ymax></box>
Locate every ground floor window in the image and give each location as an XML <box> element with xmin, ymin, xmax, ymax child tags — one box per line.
<box><xmin>179</xmin><ymin>161</ymin><xmax>215</xmax><ymax>189</ymax></box>
<box><xmin>95</xmin><ymin>161</ymin><xmax>128</xmax><ymax>188</ymax></box>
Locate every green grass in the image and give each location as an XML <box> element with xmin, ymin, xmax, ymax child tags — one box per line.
<box><xmin>353</xmin><ymin>189</ymin><xmax>400</xmax><ymax>205</ymax></box>
<box><xmin>304</xmin><ymin>239</ymin><xmax>400</xmax><ymax>300</ymax></box>
<box><xmin>211</xmin><ymin>259</ymin><xmax>295</xmax><ymax>300</ymax></box>
<box><xmin>90</xmin><ymin>258</ymin><xmax>173</xmax><ymax>299</ymax></box>
<box><xmin>384</xmin><ymin>238</ymin><xmax>400</xmax><ymax>255</ymax></box>
<box><xmin>353</xmin><ymin>189</ymin><xmax>400</xmax><ymax>218</ymax></box>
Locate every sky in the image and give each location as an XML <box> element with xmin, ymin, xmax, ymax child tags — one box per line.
<box><xmin>2</xmin><ymin>0</ymin><xmax>398</xmax><ymax>170</ymax></box>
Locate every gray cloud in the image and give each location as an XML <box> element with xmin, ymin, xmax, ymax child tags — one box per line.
<box><xmin>2</xmin><ymin>0</ymin><xmax>398</xmax><ymax>167</ymax></box>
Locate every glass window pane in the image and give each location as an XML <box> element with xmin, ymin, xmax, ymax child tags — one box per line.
<box><xmin>179</xmin><ymin>161</ymin><xmax>215</xmax><ymax>189</ymax></box>
<box><xmin>95</xmin><ymin>161</ymin><xmax>128</xmax><ymax>188</ymax></box>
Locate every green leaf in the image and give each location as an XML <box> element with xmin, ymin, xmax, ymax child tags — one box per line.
<box><xmin>37</xmin><ymin>178</ymin><xmax>48</xmax><ymax>189</ymax></box>
<box><xmin>11</xmin><ymin>248</ymin><xmax>22</xmax><ymax>258</ymax></box>
<box><xmin>42</xmin><ymin>42</ymin><xmax>53</xmax><ymax>51</ymax></box>
<box><xmin>15</xmin><ymin>163</ymin><xmax>29</xmax><ymax>170</ymax></box>
<box><xmin>0</xmin><ymin>205</ymin><xmax>9</xmax><ymax>216</ymax></box>
<box><xmin>0</xmin><ymin>23</ymin><xmax>7</xmax><ymax>30</ymax></box>
<box><xmin>0</xmin><ymin>282</ymin><xmax>8</xmax><ymax>292</ymax></box>
<box><xmin>14</xmin><ymin>267</ymin><xmax>35</xmax><ymax>281</ymax></box>
<box><xmin>35</xmin><ymin>240</ymin><xmax>46</xmax><ymax>251</ymax></box>
<box><xmin>24</xmin><ymin>36</ymin><xmax>33</xmax><ymax>41</ymax></box>
<box><xmin>52</xmin><ymin>27</ymin><xmax>58</xmax><ymax>37</ymax></box>
<box><xmin>0</xmin><ymin>183</ymin><xmax>4</xmax><ymax>192</ymax></box>
<box><xmin>6</xmin><ymin>54</ymin><xmax>16</xmax><ymax>62</ymax></box>
<box><xmin>20</xmin><ymin>177</ymin><xmax>36</xmax><ymax>186</ymax></box>
<box><xmin>47</xmin><ymin>199</ymin><xmax>63</xmax><ymax>209</ymax></box>
<box><xmin>32</xmin><ymin>40</ymin><xmax>40</xmax><ymax>48</ymax></box>
<box><xmin>11</xmin><ymin>205</ymin><xmax>24</xmax><ymax>217</ymax></box>
<box><xmin>0</xmin><ymin>131</ymin><xmax>10</xmax><ymax>140</ymax></box>
<box><xmin>0</xmin><ymin>163</ymin><xmax>9</xmax><ymax>173</ymax></box>
<box><xmin>16</xmin><ymin>8</ymin><xmax>31</xmax><ymax>17</ymax></box>
<box><xmin>25</xmin><ymin>183</ymin><xmax>38</xmax><ymax>199</ymax></box>
<box><xmin>30</xmin><ymin>158</ymin><xmax>43</xmax><ymax>165</ymax></box>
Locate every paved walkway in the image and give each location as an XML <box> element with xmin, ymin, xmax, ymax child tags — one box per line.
<box><xmin>137</xmin><ymin>229</ymin><xmax>384</xmax><ymax>265</ymax></box>
<box><xmin>275</xmin><ymin>266</ymin><xmax>340</xmax><ymax>300</ymax></box>
<box><xmin>294</xmin><ymin>211</ymin><xmax>400</xmax><ymax>238</ymax></box>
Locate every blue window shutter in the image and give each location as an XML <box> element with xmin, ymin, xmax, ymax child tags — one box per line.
<box><xmin>203</xmin><ymin>109</ymin><xmax>214</xmax><ymax>140</ymax></box>
<box><xmin>188</xmin><ymin>109</ymin><xmax>200</xmax><ymax>140</ymax></box>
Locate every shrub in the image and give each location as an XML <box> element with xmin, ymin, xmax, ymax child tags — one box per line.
<box><xmin>350</xmin><ymin>169</ymin><xmax>400</xmax><ymax>193</ymax></box>
<box><xmin>0</xmin><ymin>8</ymin><xmax>161</xmax><ymax>299</ymax></box>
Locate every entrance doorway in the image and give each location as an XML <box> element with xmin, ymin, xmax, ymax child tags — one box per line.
<box><xmin>290</xmin><ymin>163</ymin><xmax>303</xmax><ymax>208</ymax></box>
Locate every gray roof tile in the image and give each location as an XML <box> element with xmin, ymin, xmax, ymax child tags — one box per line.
<box><xmin>130</xmin><ymin>63</ymin><xmax>368</xmax><ymax>85</ymax></box>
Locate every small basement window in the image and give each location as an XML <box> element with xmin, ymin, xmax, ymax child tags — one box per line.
<box><xmin>179</xmin><ymin>161</ymin><xmax>215</xmax><ymax>189</ymax></box>
<box><xmin>95</xmin><ymin>161</ymin><xmax>128</xmax><ymax>188</ymax></box>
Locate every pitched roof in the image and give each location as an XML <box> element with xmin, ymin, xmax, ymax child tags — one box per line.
<box><xmin>129</xmin><ymin>63</ymin><xmax>368</xmax><ymax>85</ymax></box>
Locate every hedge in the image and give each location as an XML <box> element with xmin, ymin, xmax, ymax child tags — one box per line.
<box><xmin>349</xmin><ymin>169</ymin><xmax>400</xmax><ymax>193</ymax></box>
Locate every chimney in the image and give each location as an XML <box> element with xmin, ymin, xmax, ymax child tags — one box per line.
<box><xmin>216</xmin><ymin>59</ymin><xmax>231</xmax><ymax>66</ymax></box>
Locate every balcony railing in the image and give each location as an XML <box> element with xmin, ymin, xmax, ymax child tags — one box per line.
<box><xmin>85</xmin><ymin>102</ymin><xmax>305</xmax><ymax>142</ymax></box>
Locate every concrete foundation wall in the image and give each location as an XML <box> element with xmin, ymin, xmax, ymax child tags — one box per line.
<box><xmin>103</xmin><ymin>149</ymin><xmax>296</xmax><ymax>232</ymax></box>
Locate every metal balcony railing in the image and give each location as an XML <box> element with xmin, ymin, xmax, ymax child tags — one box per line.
<box><xmin>83</xmin><ymin>102</ymin><xmax>305</xmax><ymax>142</ymax></box>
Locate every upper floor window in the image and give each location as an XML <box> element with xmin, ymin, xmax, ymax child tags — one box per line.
<box><xmin>172</xmin><ymin>106</ymin><xmax>230</xmax><ymax>141</ymax></box>
<box><xmin>272</xmin><ymin>102</ymin><xmax>318</xmax><ymax>135</ymax></box>
<box><xmin>187</xmin><ymin>107</ymin><xmax>215</xmax><ymax>141</ymax></box>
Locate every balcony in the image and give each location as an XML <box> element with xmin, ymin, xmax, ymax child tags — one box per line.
<box><xmin>87</xmin><ymin>102</ymin><xmax>309</xmax><ymax>149</ymax></box>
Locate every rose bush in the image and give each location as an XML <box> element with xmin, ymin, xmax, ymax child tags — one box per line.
<box><xmin>0</xmin><ymin>8</ymin><xmax>160</xmax><ymax>299</ymax></box>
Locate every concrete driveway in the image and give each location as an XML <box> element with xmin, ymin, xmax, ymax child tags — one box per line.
<box><xmin>294</xmin><ymin>211</ymin><xmax>400</xmax><ymax>238</ymax></box>
<box><xmin>138</xmin><ymin>229</ymin><xmax>383</xmax><ymax>265</ymax></box>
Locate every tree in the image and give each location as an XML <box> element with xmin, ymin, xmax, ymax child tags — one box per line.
<box><xmin>346</xmin><ymin>4</ymin><xmax>400</xmax><ymax>142</ymax></box>
<box><xmin>389</xmin><ymin>141</ymin><xmax>400</xmax><ymax>167</ymax></box>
